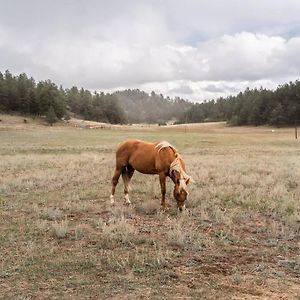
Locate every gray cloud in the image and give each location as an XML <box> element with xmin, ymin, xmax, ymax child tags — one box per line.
<box><xmin>169</xmin><ymin>84</ymin><xmax>194</xmax><ymax>95</ymax></box>
<box><xmin>203</xmin><ymin>84</ymin><xmax>226</xmax><ymax>93</ymax></box>
<box><xmin>1</xmin><ymin>1</ymin><xmax>300</xmax><ymax>101</ymax></box>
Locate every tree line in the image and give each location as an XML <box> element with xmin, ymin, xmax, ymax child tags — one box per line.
<box><xmin>0</xmin><ymin>70</ymin><xmax>191</xmax><ymax>125</ymax></box>
<box><xmin>1</xmin><ymin>70</ymin><xmax>300</xmax><ymax>126</ymax></box>
<box><xmin>0</xmin><ymin>70</ymin><xmax>126</xmax><ymax>124</ymax></box>
<box><xmin>179</xmin><ymin>81</ymin><xmax>300</xmax><ymax>126</ymax></box>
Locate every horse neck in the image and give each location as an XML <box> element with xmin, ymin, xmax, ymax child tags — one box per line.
<box><xmin>169</xmin><ymin>154</ymin><xmax>182</xmax><ymax>174</ymax></box>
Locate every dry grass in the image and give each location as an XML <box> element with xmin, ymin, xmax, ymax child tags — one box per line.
<box><xmin>51</xmin><ymin>219</ymin><xmax>69</xmax><ymax>239</ymax></box>
<box><xmin>100</xmin><ymin>215</ymin><xmax>137</xmax><ymax>246</ymax></box>
<box><xmin>1</xmin><ymin>115</ymin><xmax>300</xmax><ymax>299</ymax></box>
<box><xmin>135</xmin><ymin>199</ymin><xmax>161</xmax><ymax>215</ymax></box>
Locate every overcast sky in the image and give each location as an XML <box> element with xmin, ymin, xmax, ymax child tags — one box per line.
<box><xmin>1</xmin><ymin>0</ymin><xmax>300</xmax><ymax>101</ymax></box>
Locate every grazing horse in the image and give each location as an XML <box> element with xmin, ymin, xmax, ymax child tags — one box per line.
<box><xmin>110</xmin><ymin>139</ymin><xmax>192</xmax><ymax>211</ymax></box>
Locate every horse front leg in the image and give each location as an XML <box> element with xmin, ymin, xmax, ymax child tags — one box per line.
<box><xmin>159</xmin><ymin>173</ymin><xmax>167</xmax><ymax>209</ymax></box>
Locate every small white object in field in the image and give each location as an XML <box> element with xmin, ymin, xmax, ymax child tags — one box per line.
<box><xmin>271</xmin><ymin>129</ymin><xmax>275</xmax><ymax>133</ymax></box>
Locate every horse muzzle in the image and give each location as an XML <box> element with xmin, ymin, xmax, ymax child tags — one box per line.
<box><xmin>178</xmin><ymin>204</ymin><xmax>186</xmax><ymax>212</ymax></box>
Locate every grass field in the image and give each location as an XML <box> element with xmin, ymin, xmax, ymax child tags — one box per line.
<box><xmin>1</xmin><ymin>114</ymin><xmax>300</xmax><ymax>299</ymax></box>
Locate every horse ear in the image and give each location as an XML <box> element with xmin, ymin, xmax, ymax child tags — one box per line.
<box><xmin>186</xmin><ymin>176</ymin><xmax>194</xmax><ymax>184</ymax></box>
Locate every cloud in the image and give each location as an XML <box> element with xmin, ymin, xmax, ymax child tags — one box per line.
<box><xmin>169</xmin><ymin>84</ymin><xmax>194</xmax><ymax>95</ymax></box>
<box><xmin>203</xmin><ymin>84</ymin><xmax>227</xmax><ymax>93</ymax></box>
<box><xmin>0</xmin><ymin>1</ymin><xmax>300</xmax><ymax>101</ymax></box>
<box><xmin>188</xmin><ymin>32</ymin><xmax>288</xmax><ymax>81</ymax></box>
<box><xmin>28</xmin><ymin>32</ymin><xmax>300</xmax><ymax>89</ymax></box>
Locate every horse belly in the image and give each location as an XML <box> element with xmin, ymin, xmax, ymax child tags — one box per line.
<box><xmin>136</xmin><ymin>166</ymin><xmax>157</xmax><ymax>174</ymax></box>
<box><xmin>129</xmin><ymin>153</ymin><xmax>157</xmax><ymax>174</ymax></box>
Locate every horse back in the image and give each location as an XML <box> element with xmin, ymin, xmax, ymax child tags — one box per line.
<box><xmin>115</xmin><ymin>139</ymin><xmax>175</xmax><ymax>175</ymax></box>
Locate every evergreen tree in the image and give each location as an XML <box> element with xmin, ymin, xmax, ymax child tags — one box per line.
<box><xmin>4</xmin><ymin>70</ymin><xmax>18</xmax><ymax>111</ymax></box>
<box><xmin>46</xmin><ymin>106</ymin><xmax>58</xmax><ymax>126</ymax></box>
<box><xmin>104</xmin><ymin>94</ymin><xmax>126</xmax><ymax>124</ymax></box>
<box><xmin>36</xmin><ymin>80</ymin><xmax>66</xmax><ymax>118</ymax></box>
<box><xmin>0</xmin><ymin>71</ymin><xmax>6</xmax><ymax>112</ymax></box>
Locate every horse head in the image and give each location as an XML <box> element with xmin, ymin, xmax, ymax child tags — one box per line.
<box><xmin>170</xmin><ymin>157</ymin><xmax>192</xmax><ymax>211</ymax></box>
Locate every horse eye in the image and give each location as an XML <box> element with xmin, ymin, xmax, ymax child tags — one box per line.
<box><xmin>176</xmin><ymin>179</ymin><xmax>180</xmax><ymax>184</ymax></box>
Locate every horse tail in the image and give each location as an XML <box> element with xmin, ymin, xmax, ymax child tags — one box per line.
<box><xmin>121</xmin><ymin>166</ymin><xmax>131</xmax><ymax>191</ymax></box>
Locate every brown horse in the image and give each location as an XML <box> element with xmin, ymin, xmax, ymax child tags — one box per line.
<box><xmin>110</xmin><ymin>139</ymin><xmax>192</xmax><ymax>211</ymax></box>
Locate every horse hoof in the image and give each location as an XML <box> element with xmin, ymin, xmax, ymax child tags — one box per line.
<box><xmin>124</xmin><ymin>194</ymin><xmax>131</xmax><ymax>205</ymax></box>
<box><xmin>160</xmin><ymin>205</ymin><xmax>169</xmax><ymax>212</ymax></box>
<box><xmin>110</xmin><ymin>195</ymin><xmax>115</xmax><ymax>205</ymax></box>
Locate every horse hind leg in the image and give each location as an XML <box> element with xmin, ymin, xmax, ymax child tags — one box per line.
<box><xmin>122</xmin><ymin>165</ymin><xmax>135</xmax><ymax>205</ymax></box>
<box><xmin>110</xmin><ymin>167</ymin><xmax>122</xmax><ymax>205</ymax></box>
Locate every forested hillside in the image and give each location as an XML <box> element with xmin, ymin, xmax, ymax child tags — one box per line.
<box><xmin>179</xmin><ymin>81</ymin><xmax>300</xmax><ymax>126</ymax></box>
<box><xmin>0</xmin><ymin>70</ymin><xmax>126</xmax><ymax>124</ymax></box>
<box><xmin>0</xmin><ymin>70</ymin><xmax>190</xmax><ymax>124</ymax></box>
<box><xmin>115</xmin><ymin>89</ymin><xmax>192</xmax><ymax>124</ymax></box>
<box><xmin>1</xmin><ymin>70</ymin><xmax>300</xmax><ymax>126</ymax></box>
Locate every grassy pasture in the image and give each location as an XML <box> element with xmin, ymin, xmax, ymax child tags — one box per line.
<box><xmin>0</xmin><ymin>115</ymin><xmax>300</xmax><ymax>299</ymax></box>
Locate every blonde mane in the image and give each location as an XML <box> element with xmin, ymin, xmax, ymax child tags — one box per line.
<box><xmin>169</xmin><ymin>157</ymin><xmax>191</xmax><ymax>193</ymax></box>
<box><xmin>156</xmin><ymin>141</ymin><xmax>191</xmax><ymax>192</ymax></box>
<box><xmin>155</xmin><ymin>141</ymin><xmax>177</xmax><ymax>153</ymax></box>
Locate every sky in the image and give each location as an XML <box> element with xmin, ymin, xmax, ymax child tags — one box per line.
<box><xmin>1</xmin><ymin>0</ymin><xmax>300</xmax><ymax>102</ymax></box>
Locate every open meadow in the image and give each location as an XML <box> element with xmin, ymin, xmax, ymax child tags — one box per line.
<box><xmin>0</xmin><ymin>115</ymin><xmax>300</xmax><ymax>299</ymax></box>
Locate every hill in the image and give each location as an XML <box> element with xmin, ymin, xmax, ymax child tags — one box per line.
<box><xmin>114</xmin><ymin>89</ymin><xmax>192</xmax><ymax>124</ymax></box>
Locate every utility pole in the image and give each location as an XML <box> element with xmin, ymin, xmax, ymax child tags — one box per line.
<box><xmin>295</xmin><ymin>122</ymin><xmax>298</xmax><ymax>139</ymax></box>
<box><xmin>293</xmin><ymin>106</ymin><xmax>298</xmax><ymax>140</ymax></box>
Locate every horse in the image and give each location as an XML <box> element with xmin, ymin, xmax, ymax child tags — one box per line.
<box><xmin>110</xmin><ymin>139</ymin><xmax>192</xmax><ymax>211</ymax></box>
